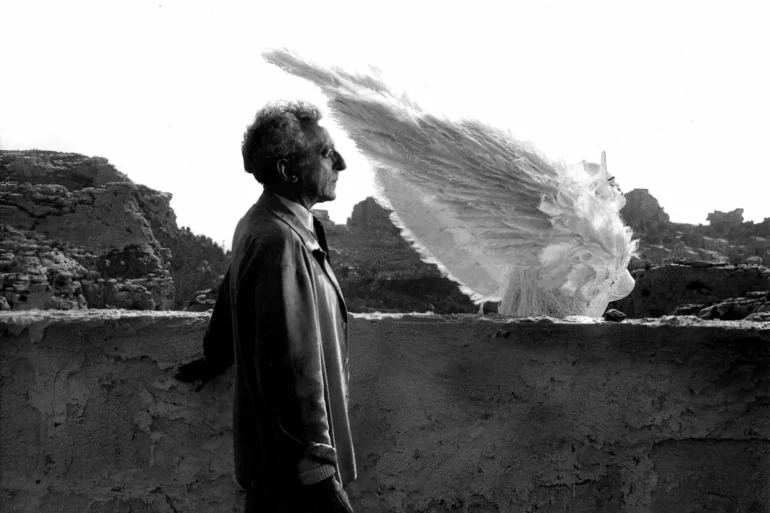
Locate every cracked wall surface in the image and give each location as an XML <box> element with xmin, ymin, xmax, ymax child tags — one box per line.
<box><xmin>1</xmin><ymin>310</ymin><xmax>769</xmax><ymax>512</ymax></box>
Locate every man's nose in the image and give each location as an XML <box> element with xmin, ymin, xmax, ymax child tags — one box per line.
<box><xmin>333</xmin><ymin>150</ymin><xmax>347</xmax><ymax>172</ymax></box>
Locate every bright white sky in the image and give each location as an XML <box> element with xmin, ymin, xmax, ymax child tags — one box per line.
<box><xmin>2</xmin><ymin>1</ymin><xmax>768</xmax><ymax>250</ymax></box>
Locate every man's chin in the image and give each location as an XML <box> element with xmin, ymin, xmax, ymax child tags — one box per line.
<box><xmin>319</xmin><ymin>191</ymin><xmax>337</xmax><ymax>203</ymax></box>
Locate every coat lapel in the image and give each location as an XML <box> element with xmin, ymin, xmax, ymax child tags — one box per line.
<box><xmin>312</xmin><ymin>216</ymin><xmax>348</xmax><ymax>317</ymax></box>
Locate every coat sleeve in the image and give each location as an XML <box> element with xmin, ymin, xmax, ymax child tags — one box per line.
<box><xmin>202</xmin><ymin>268</ymin><xmax>234</xmax><ymax>370</ymax></box>
<box><xmin>249</xmin><ymin>235</ymin><xmax>337</xmax><ymax>472</ymax></box>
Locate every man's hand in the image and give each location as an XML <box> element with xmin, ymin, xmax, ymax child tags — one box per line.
<box><xmin>174</xmin><ymin>358</ymin><xmax>227</xmax><ymax>391</ymax></box>
<box><xmin>305</xmin><ymin>476</ymin><xmax>354</xmax><ymax>513</ymax></box>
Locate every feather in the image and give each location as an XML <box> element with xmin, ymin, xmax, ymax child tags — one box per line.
<box><xmin>264</xmin><ymin>48</ymin><xmax>639</xmax><ymax>317</ymax></box>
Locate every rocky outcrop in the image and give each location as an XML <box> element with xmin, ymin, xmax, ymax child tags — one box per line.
<box><xmin>610</xmin><ymin>260</ymin><xmax>770</xmax><ymax>318</ymax></box>
<box><xmin>1</xmin><ymin>310</ymin><xmax>768</xmax><ymax>512</ymax></box>
<box><xmin>0</xmin><ymin>150</ymin><xmax>228</xmax><ymax>310</ymax></box>
<box><xmin>184</xmin><ymin>286</ymin><xmax>219</xmax><ymax>312</ymax></box>
<box><xmin>707</xmin><ymin>208</ymin><xmax>745</xmax><ymax>235</ymax></box>
<box><xmin>0</xmin><ymin>150</ymin><xmax>131</xmax><ymax>189</ymax></box>
<box><xmin>0</xmin><ymin>168</ymin><xmax>177</xmax><ymax>311</ymax></box>
<box><xmin>1</xmin><ymin>180</ymin><xmax>165</xmax><ymax>255</ymax></box>
<box><xmin>0</xmin><ymin>225</ymin><xmax>174</xmax><ymax>310</ymax></box>
<box><xmin>620</xmin><ymin>188</ymin><xmax>671</xmax><ymax>235</ymax></box>
<box><xmin>620</xmin><ymin>189</ymin><xmax>769</xmax><ymax>267</ymax></box>
<box><xmin>673</xmin><ymin>290</ymin><xmax>770</xmax><ymax>321</ymax></box>
<box><xmin>161</xmin><ymin>228</ymin><xmax>229</xmax><ymax>310</ymax></box>
<box><xmin>346</xmin><ymin>196</ymin><xmax>394</xmax><ymax>231</ymax></box>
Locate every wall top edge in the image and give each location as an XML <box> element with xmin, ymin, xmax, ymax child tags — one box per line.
<box><xmin>1</xmin><ymin>309</ymin><xmax>768</xmax><ymax>336</ymax></box>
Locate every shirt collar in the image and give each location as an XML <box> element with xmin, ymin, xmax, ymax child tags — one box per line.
<box><xmin>273</xmin><ymin>193</ymin><xmax>314</xmax><ymax>232</ymax></box>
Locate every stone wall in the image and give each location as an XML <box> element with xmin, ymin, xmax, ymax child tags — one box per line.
<box><xmin>1</xmin><ymin>311</ymin><xmax>768</xmax><ymax>512</ymax></box>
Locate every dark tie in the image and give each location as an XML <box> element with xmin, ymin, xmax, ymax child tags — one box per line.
<box><xmin>312</xmin><ymin>216</ymin><xmax>331</xmax><ymax>265</ymax></box>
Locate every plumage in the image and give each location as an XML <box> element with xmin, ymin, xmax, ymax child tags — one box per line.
<box><xmin>263</xmin><ymin>48</ymin><xmax>639</xmax><ymax>318</ymax></box>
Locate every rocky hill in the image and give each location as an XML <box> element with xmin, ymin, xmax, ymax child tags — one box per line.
<box><xmin>4</xmin><ymin>150</ymin><xmax>767</xmax><ymax>320</ymax></box>
<box><xmin>0</xmin><ymin>150</ymin><xmax>228</xmax><ymax>311</ymax></box>
<box><xmin>620</xmin><ymin>188</ymin><xmax>770</xmax><ymax>268</ymax></box>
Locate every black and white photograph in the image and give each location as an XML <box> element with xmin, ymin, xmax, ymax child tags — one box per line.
<box><xmin>1</xmin><ymin>1</ymin><xmax>768</xmax><ymax>511</ymax></box>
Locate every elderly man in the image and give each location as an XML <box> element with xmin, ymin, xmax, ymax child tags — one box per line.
<box><xmin>175</xmin><ymin>100</ymin><xmax>356</xmax><ymax>512</ymax></box>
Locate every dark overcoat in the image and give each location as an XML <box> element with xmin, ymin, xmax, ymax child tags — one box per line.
<box><xmin>201</xmin><ymin>192</ymin><xmax>356</xmax><ymax>493</ymax></box>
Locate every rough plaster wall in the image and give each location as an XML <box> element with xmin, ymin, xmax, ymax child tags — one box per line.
<box><xmin>1</xmin><ymin>311</ymin><xmax>769</xmax><ymax>513</ymax></box>
<box><xmin>0</xmin><ymin>311</ymin><xmax>233</xmax><ymax>513</ymax></box>
<box><xmin>348</xmin><ymin>315</ymin><xmax>770</xmax><ymax>513</ymax></box>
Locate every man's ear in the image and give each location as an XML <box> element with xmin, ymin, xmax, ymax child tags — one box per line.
<box><xmin>276</xmin><ymin>159</ymin><xmax>295</xmax><ymax>183</ymax></box>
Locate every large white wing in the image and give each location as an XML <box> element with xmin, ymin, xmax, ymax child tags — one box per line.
<box><xmin>264</xmin><ymin>49</ymin><xmax>638</xmax><ymax>316</ymax></box>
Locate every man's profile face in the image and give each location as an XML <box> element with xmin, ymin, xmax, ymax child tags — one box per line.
<box><xmin>297</xmin><ymin>122</ymin><xmax>347</xmax><ymax>204</ymax></box>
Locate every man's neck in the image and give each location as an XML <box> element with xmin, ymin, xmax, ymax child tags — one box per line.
<box><xmin>269</xmin><ymin>191</ymin><xmax>316</xmax><ymax>233</ymax></box>
<box><xmin>265</xmin><ymin>186</ymin><xmax>315</xmax><ymax>211</ymax></box>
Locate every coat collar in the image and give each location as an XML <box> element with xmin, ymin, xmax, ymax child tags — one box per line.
<box><xmin>258</xmin><ymin>192</ymin><xmax>321</xmax><ymax>253</ymax></box>
<box><xmin>273</xmin><ymin>193</ymin><xmax>314</xmax><ymax>232</ymax></box>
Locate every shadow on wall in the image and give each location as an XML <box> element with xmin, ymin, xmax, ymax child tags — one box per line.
<box><xmin>1</xmin><ymin>310</ymin><xmax>769</xmax><ymax>512</ymax></box>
